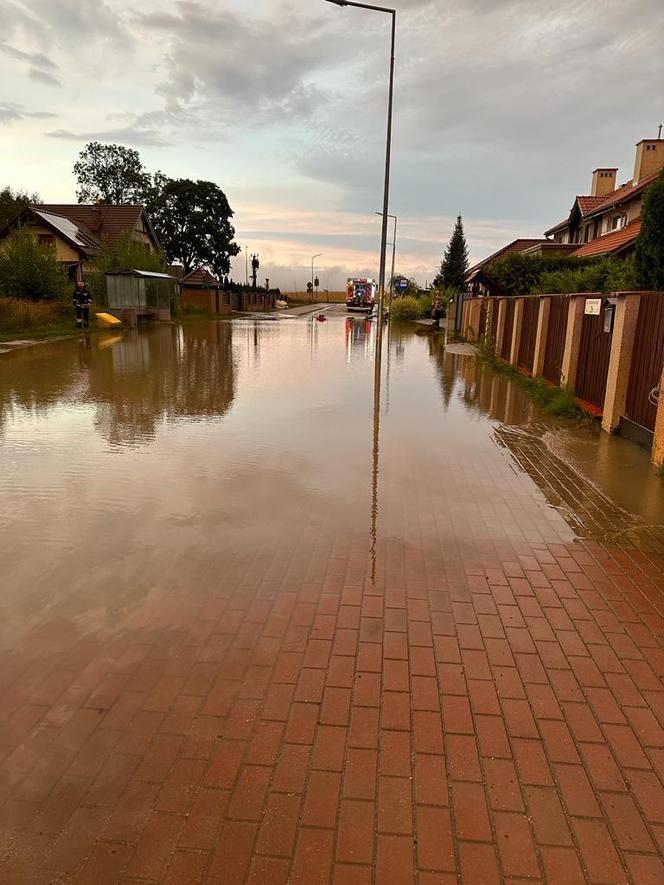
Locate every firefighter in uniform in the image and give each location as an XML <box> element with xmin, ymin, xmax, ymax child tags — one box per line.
<box><xmin>73</xmin><ymin>280</ymin><xmax>92</xmax><ymax>328</ymax></box>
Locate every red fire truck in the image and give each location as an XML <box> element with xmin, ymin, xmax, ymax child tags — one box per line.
<box><xmin>346</xmin><ymin>278</ymin><xmax>377</xmax><ymax>313</ymax></box>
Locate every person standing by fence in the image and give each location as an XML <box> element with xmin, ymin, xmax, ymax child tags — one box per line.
<box><xmin>73</xmin><ymin>280</ymin><xmax>92</xmax><ymax>329</ymax></box>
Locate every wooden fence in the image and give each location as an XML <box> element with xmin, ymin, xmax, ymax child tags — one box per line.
<box><xmin>460</xmin><ymin>290</ymin><xmax>664</xmax><ymax>457</ymax></box>
<box><xmin>575</xmin><ymin>309</ymin><xmax>613</xmax><ymax>411</ymax></box>
<box><xmin>501</xmin><ymin>299</ymin><xmax>515</xmax><ymax>361</ymax></box>
<box><xmin>517</xmin><ymin>298</ymin><xmax>538</xmax><ymax>372</ymax></box>
<box><xmin>625</xmin><ymin>293</ymin><xmax>664</xmax><ymax>431</ymax></box>
<box><xmin>543</xmin><ymin>296</ymin><xmax>568</xmax><ymax>386</ymax></box>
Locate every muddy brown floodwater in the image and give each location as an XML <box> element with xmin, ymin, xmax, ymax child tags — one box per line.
<box><xmin>1</xmin><ymin>315</ymin><xmax>663</xmax><ymax>884</ymax></box>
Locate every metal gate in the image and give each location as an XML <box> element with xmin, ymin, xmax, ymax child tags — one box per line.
<box><xmin>518</xmin><ymin>298</ymin><xmax>539</xmax><ymax>373</ymax></box>
<box><xmin>543</xmin><ymin>296</ymin><xmax>567</xmax><ymax>385</ymax></box>
<box><xmin>625</xmin><ymin>293</ymin><xmax>664</xmax><ymax>431</ymax></box>
<box><xmin>575</xmin><ymin>308</ymin><xmax>613</xmax><ymax>410</ymax></box>
<box><xmin>500</xmin><ymin>299</ymin><xmax>515</xmax><ymax>361</ymax></box>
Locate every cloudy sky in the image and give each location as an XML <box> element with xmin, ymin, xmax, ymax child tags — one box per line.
<box><xmin>1</xmin><ymin>0</ymin><xmax>662</xmax><ymax>290</ymax></box>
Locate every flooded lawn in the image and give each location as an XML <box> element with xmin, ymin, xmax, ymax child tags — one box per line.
<box><xmin>1</xmin><ymin>316</ymin><xmax>663</xmax><ymax>884</ymax></box>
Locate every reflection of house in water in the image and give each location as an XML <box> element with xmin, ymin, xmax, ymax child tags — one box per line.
<box><xmin>88</xmin><ymin>323</ymin><xmax>236</xmax><ymax>446</ymax></box>
<box><xmin>0</xmin><ymin>341</ymin><xmax>84</xmax><ymax>436</ymax></box>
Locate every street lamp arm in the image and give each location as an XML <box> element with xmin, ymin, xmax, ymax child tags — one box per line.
<box><xmin>326</xmin><ymin>0</ymin><xmax>395</xmax><ymax>13</ymax></box>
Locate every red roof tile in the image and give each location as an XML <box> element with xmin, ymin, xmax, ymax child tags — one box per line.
<box><xmin>571</xmin><ymin>219</ymin><xmax>641</xmax><ymax>257</ymax></box>
<box><xmin>582</xmin><ymin>170</ymin><xmax>660</xmax><ymax>217</ymax></box>
<box><xmin>576</xmin><ymin>196</ymin><xmax>607</xmax><ymax>215</ymax></box>
<box><xmin>182</xmin><ymin>267</ymin><xmax>220</xmax><ymax>286</ymax></box>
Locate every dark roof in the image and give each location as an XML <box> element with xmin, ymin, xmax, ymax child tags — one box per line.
<box><xmin>465</xmin><ymin>239</ymin><xmax>549</xmax><ymax>279</ymax></box>
<box><xmin>0</xmin><ymin>206</ymin><xmax>100</xmax><ymax>257</ymax></box>
<box><xmin>38</xmin><ymin>204</ymin><xmax>160</xmax><ymax>250</ymax></box>
<box><xmin>571</xmin><ymin>218</ymin><xmax>642</xmax><ymax>257</ymax></box>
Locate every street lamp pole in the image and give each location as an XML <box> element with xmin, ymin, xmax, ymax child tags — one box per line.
<box><xmin>311</xmin><ymin>253</ymin><xmax>322</xmax><ymax>303</ymax></box>
<box><xmin>375</xmin><ymin>211</ymin><xmax>398</xmax><ymax>304</ymax></box>
<box><xmin>325</xmin><ymin>0</ymin><xmax>396</xmax><ymax>327</ymax></box>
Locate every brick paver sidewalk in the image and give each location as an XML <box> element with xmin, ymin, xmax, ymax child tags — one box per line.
<box><xmin>1</xmin><ymin>440</ymin><xmax>663</xmax><ymax>882</ymax></box>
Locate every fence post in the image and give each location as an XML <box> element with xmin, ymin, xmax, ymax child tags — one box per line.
<box><xmin>652</xmin><ymin>368</ymin><xmax>664</xmax><ymax>467</ymax></box>
<box><xmin>464</xmin><ymin>298</ymin><xmax>481</xmax><ymax>342</ymax></box>
<box><xmin>601</xmin><ymin>293</ymin><xmax>641</xmax><ymax>434</ymax></box>
<box><xmin>495</xmin><ymin>299</ymin><xmax>507</xmax><ymax>357</ymax></box>
<box><xmin>532</xmin><ymin>297</ymin><xmax>550</xmax><ymax>378</ymax></box>
<box><xmin>560</xmin><ymin>295</ymin><xmax>585</xmax><ymax>391</ymax></box>
<box><xmin>510</xmin><ymin>298</ymin><xmax>524</xmax><ymax>366</ymax></box>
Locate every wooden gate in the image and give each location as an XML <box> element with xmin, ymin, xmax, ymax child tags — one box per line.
<box><xmin>625</xmin><ymin>293</ymin><xmax>664</xmax><ymax>431</ymax></box>
<box><xmin>500</xmin><ymin>299</ymin><xmax>515</xmax><ymax>361</ymax></box>
<box><xmin>543</xmin><ymin>296</ymin><xmax>567</xmax><ymax>385</ymax></box>
<box><xmin>517</xmin><ymin>298</ymin><xmax>539</xmax><ymax>374</ymax></box>
<box><xmin>575</xmin><ymin>308</ymin><xmax>612</xmax><ymax>411</ymax></box>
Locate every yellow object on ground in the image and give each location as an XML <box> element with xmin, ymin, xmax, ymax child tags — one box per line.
<box><xmin>96</xmin><ymin>312</ymin><xmax>122</xmax><ymax>327</ymax></box>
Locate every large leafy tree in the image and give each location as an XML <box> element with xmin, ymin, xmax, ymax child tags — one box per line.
<box><xmin>74</xmin><ymin>142</ymin><xmax>152</xmax><ymax>204</ymax></box>
<box><xmin>634</xmin><ymin>168</ymin><xmax>664</xmax><ymax>291</ymax></box>
<box><xmin>0</xmin><ymin>186</ymin><xmax>41</xmax><ymax>229</ymax></box>
<box><xmin>434</xmin><ymin>215</ymin><xmax>469</xmax><ymax>292</ymax></box>
<box><xmin>147</xmin><ymin>175</ymin><xmax>240</xmax><ymax>275</ymax></box>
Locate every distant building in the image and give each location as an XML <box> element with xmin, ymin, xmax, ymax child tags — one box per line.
<box><xmin>545</xmin><ymin>137</ymin><xmax>664</xmax><ymax>258</ymax></box>
<box><xmin>0</xmin><ymin>203</ymin><xmax>160</xmax><ymax>282</ymax></box>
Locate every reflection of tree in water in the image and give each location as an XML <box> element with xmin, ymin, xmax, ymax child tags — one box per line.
<box><xmin>89</xmin><ymin>323</ymin><xmax>236</xmax><ymax>446</ymax></box>
<box><xmin>428</xmin><ymin>335</ymin><xmax>456</xmax><ymax>413</ymax></box>
<box><xmin>0</xmin><ymin>340</ymin><xmax>85</xmax><ymax>436</ymax></box>
<box><xmin>0</xmin><ymin>323</ymin><xmax>236</xmax><ymax>446</ymax></box>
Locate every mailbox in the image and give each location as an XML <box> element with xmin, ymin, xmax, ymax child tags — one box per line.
<box><xmin>603</xmin><ymin>297</ymin><xmax>617</xmax><ymax>334</ymax></box>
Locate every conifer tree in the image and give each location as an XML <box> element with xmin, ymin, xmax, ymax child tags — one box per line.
<box><xmin>634</xmin><ymin>168</ymin><xmax>664</xmax><ymax>291</ymax></box>
<box><xmin>434</xmin><ymin>215</ymin><xmax>469</xmax><ymax>292</ymax></box>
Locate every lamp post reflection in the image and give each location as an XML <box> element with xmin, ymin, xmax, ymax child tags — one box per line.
<box><xmin>369</xmin><ymin>317</ymin><xmax>385</xmax><ymax>583</ymax></box>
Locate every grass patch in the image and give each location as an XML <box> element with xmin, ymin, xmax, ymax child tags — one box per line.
<box><xmin>478</xmin><ymin>343</ymin><xmax>588</xmax><ymax>421</ymax></box>
<box><xmin>0</xmin><ymin>296</ymin><xmax>77</xmax><ymax>341</ymax></box>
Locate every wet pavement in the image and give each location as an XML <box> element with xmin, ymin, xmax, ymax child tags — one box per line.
<box><xmin>0</xmin><ymin>315</ymin><xmax>663</xmax><ymax>884</ymax></box>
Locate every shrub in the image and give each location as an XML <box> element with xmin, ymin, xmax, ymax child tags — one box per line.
<box><xmin>391</xmin><ymin>295</ymin><xmax>432</xmax><ymax>321</ymax></box>
<box><xmin>634</xmin><ymin>168</ymin><xmax>664</xmax><ymax>290</ymax></box>
<box><xmin>0</xmin><ymin>227</ymin><xmax>69</xmax><ymax>300</ymax></box>
<box><xmin>535</xmin><ymin>256</ymin><xmax>636</xmax><ymax>294</ymax></box>
<box><xmin>489</xmin><ymin>252</ymin><xmax>634</xmax><ymax>296</ymax></box>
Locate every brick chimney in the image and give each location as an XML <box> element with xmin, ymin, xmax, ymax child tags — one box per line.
<box><xmin>633</xmin><ymin>139</ymin><xmax>664</xmax><ymax>185</ymax></box>
<box><xmin>591</xmin><ymin>168</ymin><xmax>617</xmax><ymax>197</ymax></box>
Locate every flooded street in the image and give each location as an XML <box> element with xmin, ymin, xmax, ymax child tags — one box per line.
<box><xmin>1</xmin><ymin>316</ymin><xmax>663</xmax><ymax>884</ymax></box>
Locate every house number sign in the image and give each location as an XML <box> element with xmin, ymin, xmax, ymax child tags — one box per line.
<box><xmin>584</xmin><ymin>298</ymin><xmax>602</xmax><ymax>316</ymax></box>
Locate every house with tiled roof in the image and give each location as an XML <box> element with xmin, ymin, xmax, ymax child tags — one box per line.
<box><xmin>465</xmin><ymin>238</ymin><xmax>573</xmax><ymax>296</ymax></box>
<box><xmin>543</xmin><ymin>137</ymin><xmax>664</xmax><ymax>258</ymax></box>
<box><xmin>0</xmin><ymin>203</ymin><xmax>161</xmax><ymax>282</ymax></box>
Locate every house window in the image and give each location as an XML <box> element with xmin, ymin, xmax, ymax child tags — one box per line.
<box><xmin>38</xmin><ymin>233</ymin><xmax>55</xmax><ymax>248</ymax></box>
<box><xmin>611</xmin><ymin>214</ymin><xmax>626</xmax><ymax>230</ymax></box>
